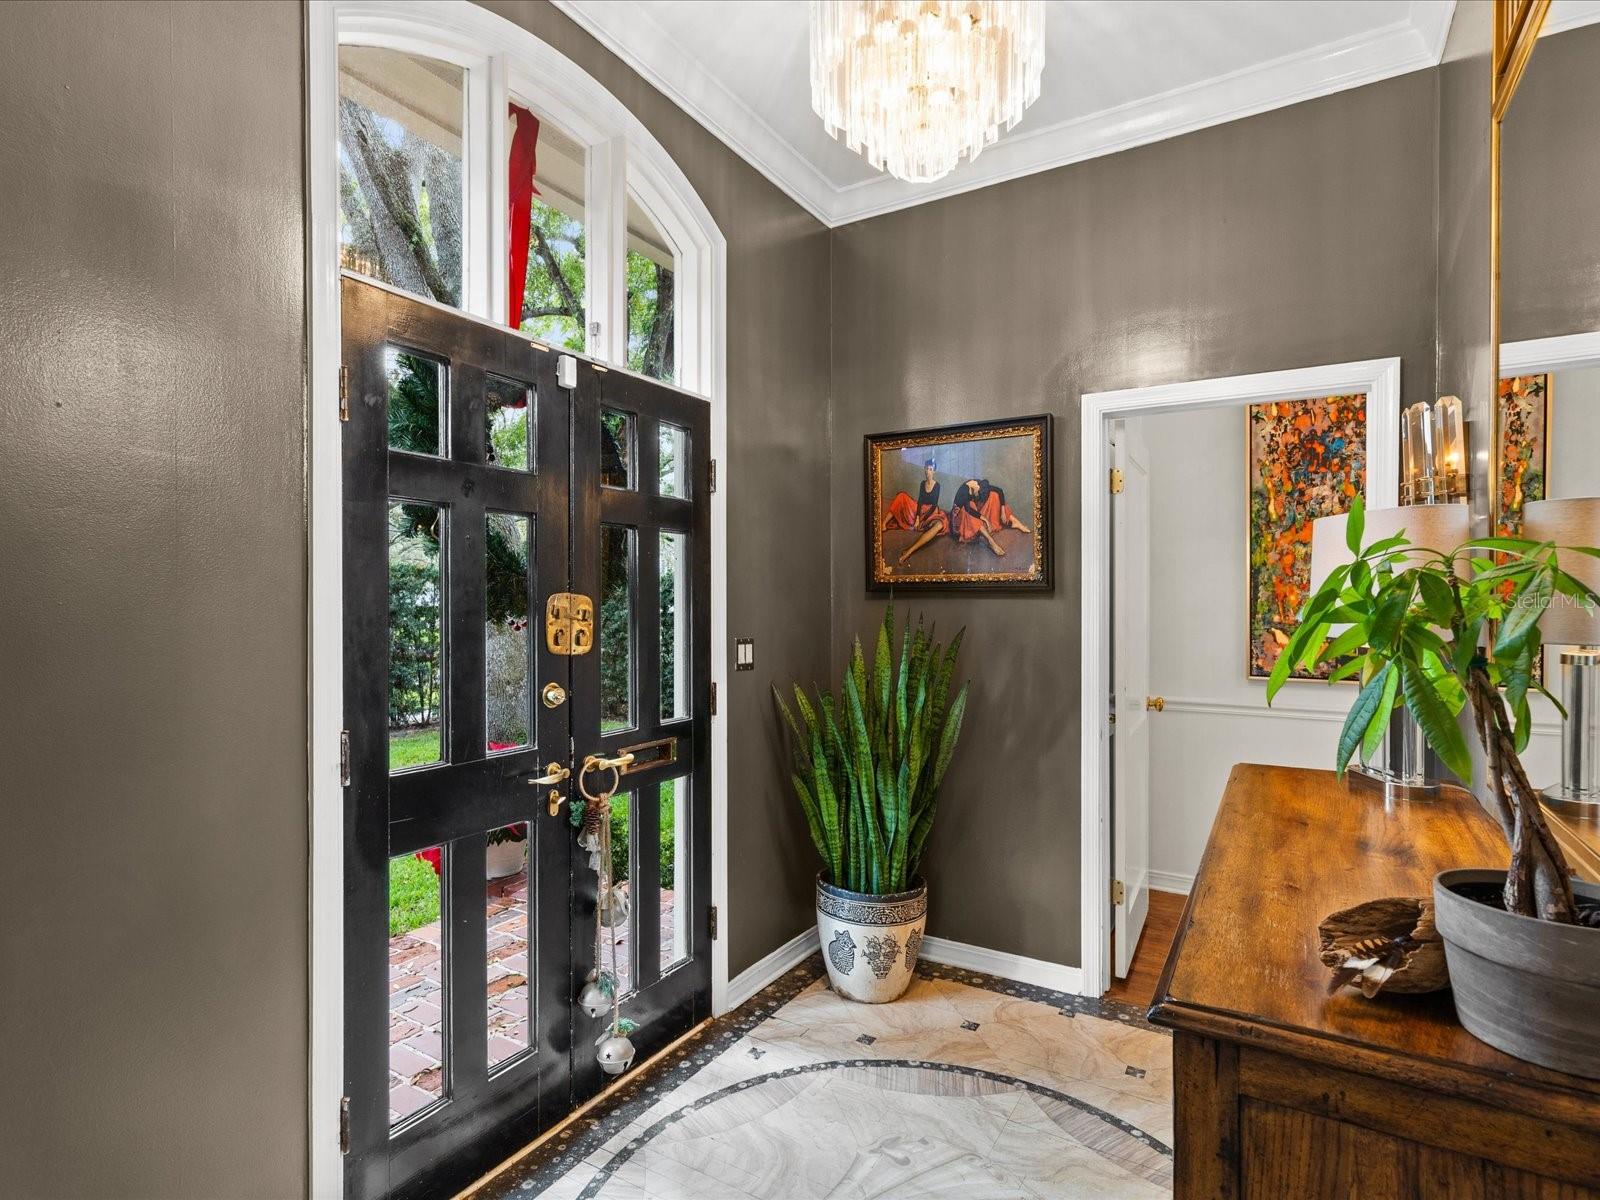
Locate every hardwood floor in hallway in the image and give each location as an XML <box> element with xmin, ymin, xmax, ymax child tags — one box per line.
<box><xmin>1104</xmin><ymin>891</ymin><xmax>1187</xmax><ymax>1011</ymax></box>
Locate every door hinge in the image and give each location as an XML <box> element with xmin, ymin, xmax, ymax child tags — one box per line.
<box><xmin>1108</xmin><ymin>467</ymin><xmax>1124</xmax><ymax>494</ymax></box>
<box><xmin>339</xmin><ymin>730</ymin><xmax>351</xmax><ymax>786</ymax></box>
<box><xmin>708</xmin><ymin>458</ymin><xmax>718</xmax><ymax>494</ymax></box>
<box><xmin>1111</xmin><ymin>879</ymin><xmax>1125</xmax><ymax>905</ymax></box>
<box><xmin>709</xmin><ymin>681</ymin><xmax>718</xmax><ymax>716</ymax></box>
<box><xmin>708</xmin><ymin>905</ymin><xmax>719</xmax><ymax>941</ymax></box>
<box><xmin>339</xmin><ymin>1095</ymin><xmax>350</xmax><ymax>1154</ymax></box>
<box><xmin>338</xmin><ymin>364</ymin><xmax>350</xmax><ymax>422</ymax></box>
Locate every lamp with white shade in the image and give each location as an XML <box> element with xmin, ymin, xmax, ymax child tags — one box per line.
<box><xmin>1306</xmin><ymin>502</ymin><xmax>1472</xmax><ymax>798</ymax></box>
<box><xmin>1523</xmin><ymin>497</ymin><xmax>1600</xmax><ymax>809</ymax></box>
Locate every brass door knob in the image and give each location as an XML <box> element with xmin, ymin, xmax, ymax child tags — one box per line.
<box><xmin>542</xmin><ymin>681</ymin><xmax>567</xmax><ymax>709</ymax></box>
<box><xmin>1145</xmin><ymin>696</ymin><xmax>1166</xmax><ymax>712</ymax></box>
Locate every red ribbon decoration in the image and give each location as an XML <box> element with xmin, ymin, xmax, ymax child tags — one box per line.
<box><xmin>507</xmin><ymin>102</ymin><xmax>542</xmax><ymax>328</ymax></box>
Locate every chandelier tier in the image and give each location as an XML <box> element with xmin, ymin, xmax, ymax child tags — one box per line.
<box><xmin>809</xmin><ymin>1</ymin><xmax>1047</xmax><ymax>184</ymax></box>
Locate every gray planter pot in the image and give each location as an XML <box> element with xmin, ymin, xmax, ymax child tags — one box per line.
<box><xmin>1434</xmin><ymin>868</ymin><xmax>1600</xmax><ymax>1079</ymax></box>
<box><xmin>815</xmin><ymin>875</ymin><xmax>927</xmax><ymax>1003</ymax></box>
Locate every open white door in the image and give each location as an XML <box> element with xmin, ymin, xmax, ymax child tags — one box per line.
<box><xmin>1111</xmin><ymin>422</ymin><xmax>1152</xmax><ymax>980</ymax></box>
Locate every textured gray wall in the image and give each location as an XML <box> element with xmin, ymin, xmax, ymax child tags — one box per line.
<box><xmin>1501</xmin><ymin>21</ymin><xmax>1600</xmax><ymax>343</ymax></box>
<box><xmin>476</xmin><ymin>2</ymin><xmax>836</xmax><ymax>978</ymax></box>
<box><xmin>0</xmin><ymin>2</ymin><xmax>309</xmax><ymax>1197</ymax></box>
<box><xmin>829</xmin><ymin>70</ymin><xmax>1441</xmax><ymax>966</ymax></box>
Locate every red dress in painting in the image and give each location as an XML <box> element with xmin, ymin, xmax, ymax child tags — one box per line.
<box><xmin>883</xmin><ymin>481</ymin><xmax>949</xmax><ymax>535</ymax></box>
<box><xmin>950</xmin><ymin>481</ymin><xmax>1016</xmax><ymax>543</ymax></box>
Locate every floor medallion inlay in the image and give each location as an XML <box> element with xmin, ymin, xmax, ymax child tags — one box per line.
<box><xmin>469</xmin><ymin>954</ymin><xmax>1173</xmax><ymax>1199</ymax></box>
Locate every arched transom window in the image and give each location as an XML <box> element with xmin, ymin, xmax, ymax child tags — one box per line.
<box><xmin>333</xmin><ymin>2</ymin><xmax>714</xmax><ymax>390</ymax></box>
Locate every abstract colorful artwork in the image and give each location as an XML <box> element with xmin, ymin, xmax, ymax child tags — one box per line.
<box><xmin>1496</xmin><ymin>373</ymin><xmax>1551</xmax><ymax>540</ymax></box>
<box><xmin>1247</xmin><ymin>395</ymin><xmax>1367</xmax><ymax>680</ymax></box>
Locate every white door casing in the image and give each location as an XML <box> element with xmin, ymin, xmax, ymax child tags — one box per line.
<box><xmin>1079</xmin><ymin>358</ymin><xmax>1400</xmax><ymax>998</ymax></box>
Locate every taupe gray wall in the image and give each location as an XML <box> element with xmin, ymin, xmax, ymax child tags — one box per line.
<box><xmin>1501</xmin><ymin>21</ymin><xmax>1600</xmax><ymax>343</ymax></box>
<box><xmin>0</xmin><ymin>2</ymin><xmax>308</xmax><ymax>1197</ymax></box>
<box><xmin>477</xmin><ymin>2</ymin><xmax>835</xmax><ymax>977</ymax></box>
<box><xmin>829</xmin><ymin>71</ymin><xmax>1441</xmax><ymax>966</ymax></box>
<box><xmin>0</xmin><ymin>1</ymin><xmax>830</xmax><ymax>1196</ymax></box>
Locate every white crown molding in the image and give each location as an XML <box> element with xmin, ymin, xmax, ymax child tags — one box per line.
<box><xmin>554</xmin><ymin>0</ymin><xmax>1457</xmax><ymax>228</ymax></box>
<box><xmin>550</xmin><ymin>0</ymin><xmax>838</xmax><ymax>226</ymax></box>
<box><xmin>1544</xmin><ymin>0</ymin><xmax>1600</xmax><ymax>37</ymax></box>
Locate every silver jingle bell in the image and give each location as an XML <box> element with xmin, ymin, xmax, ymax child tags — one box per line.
<box><xmin>598</xmin><ymin>883</ymin><xmax>631</xmax><ymax>930</ymax></box>
<box><xmin>596</xmin><ymin>1034</ymin><xmax>635</xmax><ymax>1076</ymax></box>
<box><xmin>578</xmin><ymin>980</ymin><xmax>611</xmax><ymax>1020</ymax></box>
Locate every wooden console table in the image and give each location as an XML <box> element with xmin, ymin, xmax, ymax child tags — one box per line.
<box><xmin>1150</xmin><ymin>763</ymin><xmax>1600</xmax><ymax>1198</ymax></box>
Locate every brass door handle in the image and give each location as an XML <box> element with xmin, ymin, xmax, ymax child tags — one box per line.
<box><xmin>541</xmin><ymin>681</ymin><xmax>567</xmax><ymax>709</ymax></box>
<box><xmin>1145</xmin><ymin>696</ymin><xmax>1166</xmax><ymax>712</ymax></box>
<box><xmin>527</xmin><ymin>761</ymin><xmax>571</xmax><ymax>785</ymax></box>
<box><xmin>582</xmin><ymin>752</ymin><xmax>635</xmax><ymax>774</ymax></box>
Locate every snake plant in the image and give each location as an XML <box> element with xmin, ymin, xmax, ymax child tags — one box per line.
<box><xmin>774</xmin><ymin>606</ymin><xmax>969</xmax><ymax>896</ymax></box>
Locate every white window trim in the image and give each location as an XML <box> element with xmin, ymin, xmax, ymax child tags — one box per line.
<box><xmin>1076</xmin><ymin>358</ymin><xmax>1400</xmax><ymax>1000</ymax></box>
<box><xmin>307</xmin><ymin>4</ymin><xmax>729</xmax><ymax>1195</ymax></box>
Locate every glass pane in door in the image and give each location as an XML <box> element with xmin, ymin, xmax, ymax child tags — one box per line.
<box><xmin>658</xmin><ymin>422</ymin><xmax>690</xmax><ymax>499</ymax></box>
<box><xmin>389</xmin><ymin>845</ymin><xmax>447</xmax><ymax>1126</ymax></box>
<box><xmin>486</xmin><ymin>824</ymin><xmax>530</xmax><ymax>1068</ymax></box>
<box><xmin>485</xmin><ymin>513</ymin><xmax>531</xmax><ymax>752</ymax></box>
<box><xmin>600</xmin><ymin>793</ymin><xmax>635</xmax><ymax>996</ymax></box>
<box><xmin>659</xmin><ymin>532</ymin><xmax>688</xmax><ymax>722</ymax></box>
<box><xmin>386</xmin><ymin>348</ymin><xmax>447</xmax><ymax>457</ymax></box>
<box><xmin>658</xmin><ymin>779</ymin><xmax>688</xmax><ymax>971</ymax></box>
<box><xmin>600</xmin><ymin>525</ymin><xmax>635</xmax><ymax>731</ymax></box>
<box><xmin>389</xmin><ymin>502</ymin><xmax>445</xmax><ymax>771</ymax></box>
<box><xmin>600</xmin><ymin>410</ymin><xmax>634</xmax><ymax>489</ymax></box>
<box><xmin>338</xmin><ymin>46</ymin><xmax>465</xmax><ymax>307</ymax></box>
<box><xmin>485</xmin><ymin>375</ymin><xmax>533</xmax><ymax>471</ymax></box>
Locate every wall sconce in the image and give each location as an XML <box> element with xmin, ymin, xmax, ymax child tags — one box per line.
<box><xmin>1401</xmin><ymin>395</ymin><xmax>1466</xmax><ymax>505</ymax></box>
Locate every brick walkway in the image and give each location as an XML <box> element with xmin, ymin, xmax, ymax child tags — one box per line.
<box><xmin>386</xmin><ymin>864</ymin><xmax>681</xmax><ymax>1125</ymax></box>
<box><xmin>388</xmin><ymin>870</ymin><xmax>530</xmax><ymax>1124</ymax></box>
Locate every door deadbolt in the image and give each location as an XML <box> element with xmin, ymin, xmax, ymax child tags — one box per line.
<box><xmin>542</xmin><ymin>681</ymin><xmax>567</xmax><ymax>708</ymax></box>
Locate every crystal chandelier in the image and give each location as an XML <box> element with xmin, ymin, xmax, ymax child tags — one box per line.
<box><xmin>810</xmin><ymin>1</ymin><xmax>1047</xmax><ymax>184</ymax></box>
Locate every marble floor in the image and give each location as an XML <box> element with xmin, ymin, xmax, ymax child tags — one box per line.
<box><xmin>472</xmin><ymin>957</ymin><xmax>1173</xmax><ymax>1199</ymax></box>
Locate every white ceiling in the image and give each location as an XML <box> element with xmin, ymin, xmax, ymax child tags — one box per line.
<box><xmin>553</xmin><ymin>0</ymin><xmax>1600</xmax><ymax>228</ymax></box>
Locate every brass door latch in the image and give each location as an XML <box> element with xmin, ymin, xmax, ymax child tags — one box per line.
<box><xmin>545</xmin><ymin>593</ymin><xmax>595</xmax><ymax>656</ymax></box>
<box><xmin>1145</xmin><ymin>696</ymin><xmax>1166</xmax><ymax>712</ymax></box>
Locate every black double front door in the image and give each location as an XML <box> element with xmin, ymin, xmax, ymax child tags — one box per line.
<box><xmin>341</xmin><ymin>276</ymin><xmax>711</xmax><ymax>1199</ymax></box>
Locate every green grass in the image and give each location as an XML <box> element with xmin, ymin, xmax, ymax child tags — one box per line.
<box><xmin>390</xmin><ymin>727</ymin><xmax>442</xmax><ymax>771</ymax></box>
<box><xmin>389</xmin><ymin>851</ymin><xmax>441</xmax><ymax>937</ymax></box>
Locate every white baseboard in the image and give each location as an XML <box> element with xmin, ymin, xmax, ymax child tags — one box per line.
<box><xmin>722</xmin><ymin>924</ymin><xmax>817</xmax><ymax>1012</ymax></box>
<box><xmin>1147</xmin><ymin>870</ymin><xmax>1195</xmax><ymax>895</ymax></box>
<box><xmin>919</xmin><ymin>934</ymin><xmax>1086</xmax><ymax>996</ymax></box>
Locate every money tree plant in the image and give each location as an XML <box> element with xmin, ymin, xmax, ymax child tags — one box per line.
<box><xmin>1268</xmin><ymin>497</ymin><xmax>1599</xmax><ymax>924</ymax></box>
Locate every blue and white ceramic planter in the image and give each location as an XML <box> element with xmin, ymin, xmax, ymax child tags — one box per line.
<box><xmin>816</xmin><ymin>875</ymin><xmax>927</xmax><ymax>1003</ymax></box>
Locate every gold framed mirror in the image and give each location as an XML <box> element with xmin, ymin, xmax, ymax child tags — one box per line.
<box><xmin>1489</xmin><ymin>0</ymin><xmax>1548</xmax><ymax>541</ymax></box>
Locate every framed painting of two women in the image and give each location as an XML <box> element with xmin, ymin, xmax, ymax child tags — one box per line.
<box><xmin>865</xmin><ymin>414</ymin><xmax>1053</xmax><ymax>591</ymax></box>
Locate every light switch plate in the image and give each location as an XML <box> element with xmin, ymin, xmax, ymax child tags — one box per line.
<box><xmin>735</xmin><ymin>638</ymin><xmax>755</xmax><ymax>671</ymax></box>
